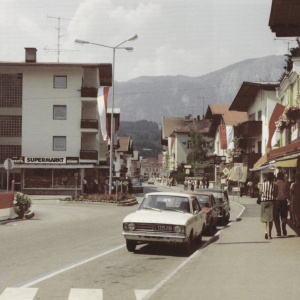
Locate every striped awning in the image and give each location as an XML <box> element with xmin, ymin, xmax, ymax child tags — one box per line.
<box><xmin>228</xmin><ymin>166</ymin><xmax>248</xmax><ymax>182</ymax></box>
<box><xmin>275</xmin><ymin>158</ymin><xmax>298</xmax><ymax>168</ymax></box>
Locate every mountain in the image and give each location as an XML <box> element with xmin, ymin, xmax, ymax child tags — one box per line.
<box><xmin>112</xmin><ymin>55</ymin><xmax>286</xmax><ymax>124</ymax></box>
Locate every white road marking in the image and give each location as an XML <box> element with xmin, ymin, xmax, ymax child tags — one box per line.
<box><xmin>0</xmin><ymin>288</ymin><xmax>38</xmax><ymax>300</ymax></box>
<box><xmin>18</xmin><ymin>244</ymin><xmax>125</xmax><ymax>288</ymax></box>
<box><xmin>135</xmin><ymin>290</ymin><xmax>151</xmax><ymax>300</ymax></box>
<box><xmin>68</xmin><ymin>288</ymin><xmax>103</xmax><ymax>300</ymax></box>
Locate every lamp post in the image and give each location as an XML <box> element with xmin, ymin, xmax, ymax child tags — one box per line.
<box><xmin>75</xmin><ymin>35</ymin><xmax>138</xmax><ymax>194</ymax></box>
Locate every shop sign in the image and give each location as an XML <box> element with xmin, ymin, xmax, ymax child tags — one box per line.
<box><xmin>11</xmin><ymin>156</ymin><xmax>24</xmax><ymax>164</ymax></box>
<box><xmin>66</xmin><ymin>157</ymin><xmax>79</xmax><ymax>164</ymax></box>
<box><xmin>25</xmin><ymin>157</ymin><xmax>66</xmax><ymax>164</ymax></box>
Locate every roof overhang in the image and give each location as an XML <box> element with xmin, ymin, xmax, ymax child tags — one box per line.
<box><xmin>269</xmin><ymin>0</ymin><xmax>300</xmax><ymax>37</ymax></box>
<box><xmin>229</xmin><ymin>82</ymin><xmax>279</xmax><ymax>112</ymax></box>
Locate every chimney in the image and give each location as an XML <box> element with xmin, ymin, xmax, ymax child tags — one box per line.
<box><xmin>25</xmin><ymin>48</ymin><xmax>37</xmax><ymax>63</ymax></box>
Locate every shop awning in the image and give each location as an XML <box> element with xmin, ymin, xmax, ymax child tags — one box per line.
<box><xmin>250</xmin><ymin>163</ymin><xmax>274</xmax><ymax>172</ymax></box>
<box><xmin>275</xmin><ymin>159</ymin><xmax>298</xmax><ymax>168</ymax></box>
<box><xmin>228</xmin><ymin>166</ymin><xmax>248</xmax><ymax>182</ymax></box>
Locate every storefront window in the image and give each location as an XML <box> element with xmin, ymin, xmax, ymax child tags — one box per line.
<box><xmin>24</xmin><ymin>168</ymin><xmax>81</xmax><ymax>189</ymax></box>
<box><xmin>53</xmin><ymin>169</ymin><xmax>81</xmax><ymax>188</ymax></box>
<box><xmin>24</xmin><ymin>169</ymin><xmax>52</xmax><ymax>188</ymax></box>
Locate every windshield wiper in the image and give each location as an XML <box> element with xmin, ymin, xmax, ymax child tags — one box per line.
<box><xmin>164</xmin><ymin>208</ymin><xmax>184</xmax><ymax>214</ymax></box>
<box><xmin>143</xmin><ymin>206</ymin><xmax>161</xmax><ymax>212</ymax></box>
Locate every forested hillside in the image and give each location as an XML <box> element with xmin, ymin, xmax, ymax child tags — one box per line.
<box><xmin>118</xmin><ymin>120</ymin><xmax>162</xmax><ymax>158</ymax></box>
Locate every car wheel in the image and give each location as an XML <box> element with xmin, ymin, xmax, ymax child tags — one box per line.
<box><xmin>226</xmin><ymin>213</ymin><xmax>230</xmax><ymax>223</ymax></box>
<box><xmin>126</xmin><ymin>240</ymin><xmax>137</xmax><ymax>252</ymax></box>
<box><xmin>182</xmin><ymin>232</ymin><xmax>192</xmax><ymax>256</ymax></box>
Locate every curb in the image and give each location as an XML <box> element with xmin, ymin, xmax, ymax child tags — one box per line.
<box><xmin>59</xmin><ymin>198</ymin><xmax>138</xmax><ymax>206</ymax></box>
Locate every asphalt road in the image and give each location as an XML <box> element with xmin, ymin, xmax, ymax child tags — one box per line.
<box><xmin>0</xmin><ymin>183</ymin><xmax>242</xmax><ymax>300</ymax></box>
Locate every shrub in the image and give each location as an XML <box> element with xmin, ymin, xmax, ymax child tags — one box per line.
<box><xmin>15</xmin><ymin>193</ymin><xmax>32</xmax><ymax>213</ymax></box>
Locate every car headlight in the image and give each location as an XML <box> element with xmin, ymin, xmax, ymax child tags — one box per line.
<box><xmin>174</xmin><ymin>225</ymin><xmax>184</xmax><ymax>234</ymax></box>
<box><xmin>128</xmin><ymin>223</ymin><xmax>135</xmax><ymax>231</ymax></box>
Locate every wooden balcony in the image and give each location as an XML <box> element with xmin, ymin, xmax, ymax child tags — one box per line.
<box><xmin>80</xmin><ymin>150</ymin><xmax>98</xmax><ymax>160</ymax></box>
<box><xmin>81</xmin><ymin>119</ymin><xmax>98</xmax><ymax>130</ymax></box>
<box><xmin>81</xmin><ymin>87</ymin><xmax>98</xmax><ymax>98</ymax></box>
<box><xmin>242</xmin><ymin>152</ymin><xmax>262</xmax><ymax>168</ymax></box>
<box><xmin>236</xmin><ymin>121</ymin><xmax>262</xmax><ymax>138</ymax></box>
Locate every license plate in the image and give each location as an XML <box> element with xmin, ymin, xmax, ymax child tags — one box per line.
<box><xmin>157</xmin><ymin>225</ymin><xmax>172</xmax><ymax>231</ymax></box>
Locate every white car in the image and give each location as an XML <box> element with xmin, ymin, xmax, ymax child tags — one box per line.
<box><xmin>122</xmin><ymin>192</ymin><xmax>207</xmax><ymax>255</ymax></box>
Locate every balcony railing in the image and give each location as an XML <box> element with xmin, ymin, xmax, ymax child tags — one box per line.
<box><xmin>80</xmin><ymin>150</ymin><xmax>98</xmax><ymax>160</ymax></box>
<box><xmin>81</xmin><ymin>87</ymin><xmax>98</xmax><ymax>98</ymax></box>
<box><xmin>81</xmin><ymin>119</ymin><xmax>98</xmax><ymax>130</ymax></box>
<box><xmin>235</xmin><ymin>121</ymin><xmax>262</xmax><ymax>138</ymax></box>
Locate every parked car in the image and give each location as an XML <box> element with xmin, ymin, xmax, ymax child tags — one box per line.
<box><xmin>196</xmin><ymin>189</ymin><xmax>230</xmax><ymax>225</ymax></box>
<box><xmin>185</xmin><ymin>191</ymin><xmax>218</xmax><ymax>235</ymax></box>
<box><xmin>132</xmin><ymin>181</ymin><xmax>143</xmax><ymax>193</ymax></box>
<box><xmin>122</xmin><ymin>192</ymin><xmax>207</xmax><ymax>255</ymax></box>
<box><xmin>147</xmin><ymin>178</ymin><xmax>155</xmax><ymax>185</ymax></box>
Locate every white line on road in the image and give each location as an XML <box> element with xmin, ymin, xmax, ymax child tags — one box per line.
<box><xmin>0</xmin><ymin>288</ymin><xmax>38</xmax><ymax>300</ymax></box>
<box><xmin>135</xmin><ymin>290</ymin><xmax>151</xmax><ymax>300</ymax></box>
<box><xmin>16</xmin><ymin>243</ymin><xmax>125</xmax><ymax>288</ymax></box>
<box><xmin>68</xmin><ymin>288</ymin><xmax>103</xmax><ymax>300</ymax></box>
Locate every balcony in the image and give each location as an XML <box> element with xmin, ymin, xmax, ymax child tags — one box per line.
<box><xmin>242</xmin><ymin>152</ymin><xmax>262</xmax><ymax>168</ymax></box>
<box><xmin>80</xmin><ymin>150</ymin><xmax>98</xmax><ymax>161</ymax></box>
<box><xmin>81</xmin><ymin>119</ymin><xmax>98</xmax><ymax>131</ymax></box>
<box><xmin>235</xmin><ymin>121</ymin><xmax>262</xmax><ymax>138</ymax></box>
<box><xmin>81</xmin><ymin>87</ymin><xmax>98</xmax><ymax>98</ymax></box>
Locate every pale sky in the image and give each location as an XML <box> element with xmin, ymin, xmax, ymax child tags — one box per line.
<box><xmin>0</xmin><ymin>0</ymin><xmax>293</xmax><ymax>82</ymax></box>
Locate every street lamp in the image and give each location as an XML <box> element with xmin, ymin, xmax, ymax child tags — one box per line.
<box><xmin>75</xmin><ymin>34</ymin><xmax>138</xmax><ymax>194</ymax></box>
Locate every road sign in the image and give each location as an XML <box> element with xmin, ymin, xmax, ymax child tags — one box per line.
<box><xmin>223</xmin><ymin>168</ymin><xmax>229</xmax><ymax>175</ymax></box>
<box><xmin>4</xmin><ymin>158</ymin><xmax>14</xmax><ymax>170</ymax></box>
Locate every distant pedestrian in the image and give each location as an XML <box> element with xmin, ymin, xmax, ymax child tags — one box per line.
<box><xmin>206</xmin><ymin>175</ymin><xmax>209</xmax><ymax>189</ymax></box>
<box><xmin>94</xmin><ymin>178</ymin><xmax>99</xmax><ymax>193</ymax></box>
<box><xmin>259</xmin><ymin>172</ymin><xmax>278</xmax><ymax>239</ymax></box>
<box><xmin>247</xmin><ymin>180</ymin><xmax>253</xmax><ymax>197</ymax></box>
<box><xmin>83</xmin><ymin>177</ymin><xmax>88</xmax><ymax>194</ymax></box>
<box><xmin>290</xmin><ymin>173</ymin><xmax>300</xmax><ymax>228</ymax></box>
<box><xmin>274</xmin><ymin>172</ymin><xmax>289</xmax><ymax>236</ymax></box>
<box><xmin>191</xmin><ymin>180</ymin><xmax>194</xmax><ymax>191</ymax></box>
<box><xmin>188</xmin><ymin>180</ymin><xmax>191</xmax><ymax>191</ymax></box>
<box><xmin>184</xmin><ymin>180</ymin><xmax>188</xmax><ymax>191</ymax></box>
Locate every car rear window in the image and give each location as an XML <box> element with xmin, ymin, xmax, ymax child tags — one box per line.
<box><xmin>194</xmin><ymin>195</ymin><xmax>210</xmax><ymax>206</ymax></box>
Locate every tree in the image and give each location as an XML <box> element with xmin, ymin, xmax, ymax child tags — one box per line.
<box><xmin>186</xmin><ymin>130</ymin><xmax>212</xmax><ymax>169</ymax></box>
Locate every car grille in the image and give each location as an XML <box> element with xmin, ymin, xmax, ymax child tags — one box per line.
<box><xmin>135</xmin><ymin>223</ymin><xmax>173</xmax><ymax>232</ymax></box>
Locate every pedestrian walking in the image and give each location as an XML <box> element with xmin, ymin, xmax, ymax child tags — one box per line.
<box><xmin>191</xmin><ymin>180</ymin><xmax>194</xmax><ymax>191</ymax></box>
<box><xmin>188</xmin><ymin>180</ymin><xmax>191</xmax><ymax>191</ymax></box>
<box><xmin>290</xmin><ymin>173</ymin><xmax>300</xmax><ymax>227</ymax></box>
<box><xmin>83</xmin><ymin>177</ymin><xmax>88</xmax><ymax>194</ymax></box>
<box><xmin>94</xmin><ymin>178</ymin><xmax>99</xmax><ymax>193</ymax></box>
<box><xmin>201</xmin><ymin>177</ymin><xmax>205</xmax><ymax>189</ymax></box>
<box><xmin>206</xmin><ymin>175</ymin><xmax>209</xmax><ymax>189</ymax></box>
<box><xmin>184</xmin><ymin>180</ymin><xmax>188</xmax><ymax>191</ymax></box>
<box><xmin>259</xmin><ymin>172</ymin><xmax>278</xmax><ymax>239</ymax></box>
<box><xmin>274</xmin><ymin>172</ymin><xmax>289</xmax><ymax>236</ymax></box>
<box><xmin>247</xmin><ymin>180</ymin><xmax>253</xmax><ymax>197</ymax></box>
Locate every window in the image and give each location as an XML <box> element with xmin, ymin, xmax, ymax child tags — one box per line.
<box><xmin>0</xmin><ymin>145</ymin><xmax>21</xmax><ymax>163</ymax></box>
<box><xmin>248</xmin><ymin>113</ymin><xmax>255</xmax><ymax>121</ymax></box>
<box><xmin>258</xmin><ymin>110</ymin><xmax>262</xmax><ymax>121</ymax></box>
<box><xmin>186</xmin><ymin>140</ymin><xmax>192</xmax><ymax>149</ymax></box>
<box><xmin>54</xmin><ymin>76</ymin><xmax>67</xmax><ymax>88</ymax></box>
<box><xmin>0</xmin><ymin>116</ymin><xmax>22</xmax><ymax>136</ymax></box>
<box><xmin>53</xmin><ymin>105</ymin><xmax>66</xmax><ymax>119</ymax></box>
<box><xmin>53</xmin><ymin>136</ymin><xmax>66</xmax><ymax>151</ymax></box>
<box><xmin>0</xmin><ymin>73</ymin><xmax>22</xmax><ymax>107</ymax></box>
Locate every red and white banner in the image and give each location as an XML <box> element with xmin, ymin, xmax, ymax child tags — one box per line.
<box><xmin>97</xmin><ymin>87</ymin><xmax>110</xmax><ymax>140</ymax></box>
<box><xmin>168</xmin><ymin>137</ymin><xmax>175</xmax><ymax>155</ymax></box>
<box><xmin>0</xmin><ymin>182</ymin><xmax>18</xmax><ymax>221</ymax></box>
<box><xmin>219</xmin><ymin>125</ymin><xmax>234</xmax><ymax>149</ymax></box>
<box><xmin>267</xmin><ymin>103</ymin><xmax>286</xmax><ymax>150</ymax></box>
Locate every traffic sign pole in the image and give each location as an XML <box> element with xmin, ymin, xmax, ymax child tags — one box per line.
<box><xmin>4</xmin><ymin>158</ymin><xmax>14</xmax><ymax>192</ymax></box>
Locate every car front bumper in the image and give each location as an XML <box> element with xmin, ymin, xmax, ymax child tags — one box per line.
<box><xmin>122</xmin><ymin>231</ymin><xmax>188</xmax><ymax>243</ymax></box>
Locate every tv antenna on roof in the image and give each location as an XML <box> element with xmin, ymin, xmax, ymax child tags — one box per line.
<box><xmin>274</xmin><ymin>38</ymin><xmax>296</xmax><ymax>53</ymax></box>
<box><xmin>45</xmin><ymin>15</ymin><xmax>79</xmax><ymax>62</ymax></box>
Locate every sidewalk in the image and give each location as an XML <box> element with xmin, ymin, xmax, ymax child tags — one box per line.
<box><xmin>150</xmin><ymin>184</ymin><xmax>300</xmax><ymax>300</ymax></box>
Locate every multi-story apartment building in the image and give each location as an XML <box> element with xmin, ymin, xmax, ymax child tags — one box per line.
<box><xmin>0</xmin><ymin>48</ymin><xmax>112</xmax><ymax>194</ymax></box>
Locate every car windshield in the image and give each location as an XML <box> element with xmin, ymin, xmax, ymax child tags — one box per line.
<box><xmin>139</xmin><ymin>195</ymin><xmax>190</xmax><ymax>213</ymax></box>
<box><xmin>194</xmin><ymin>195</ymin><xmax>210</xmax><ymax>207</ymax></box>
<box><xmin>210</xmin><ymin>192</ymin><xmax>225</xmax><ymax>205</ymax></box>
<box><xmin>132</xmin><ymin>182</ymin><xmax>141</xmax><ymax>186</ymax></box>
